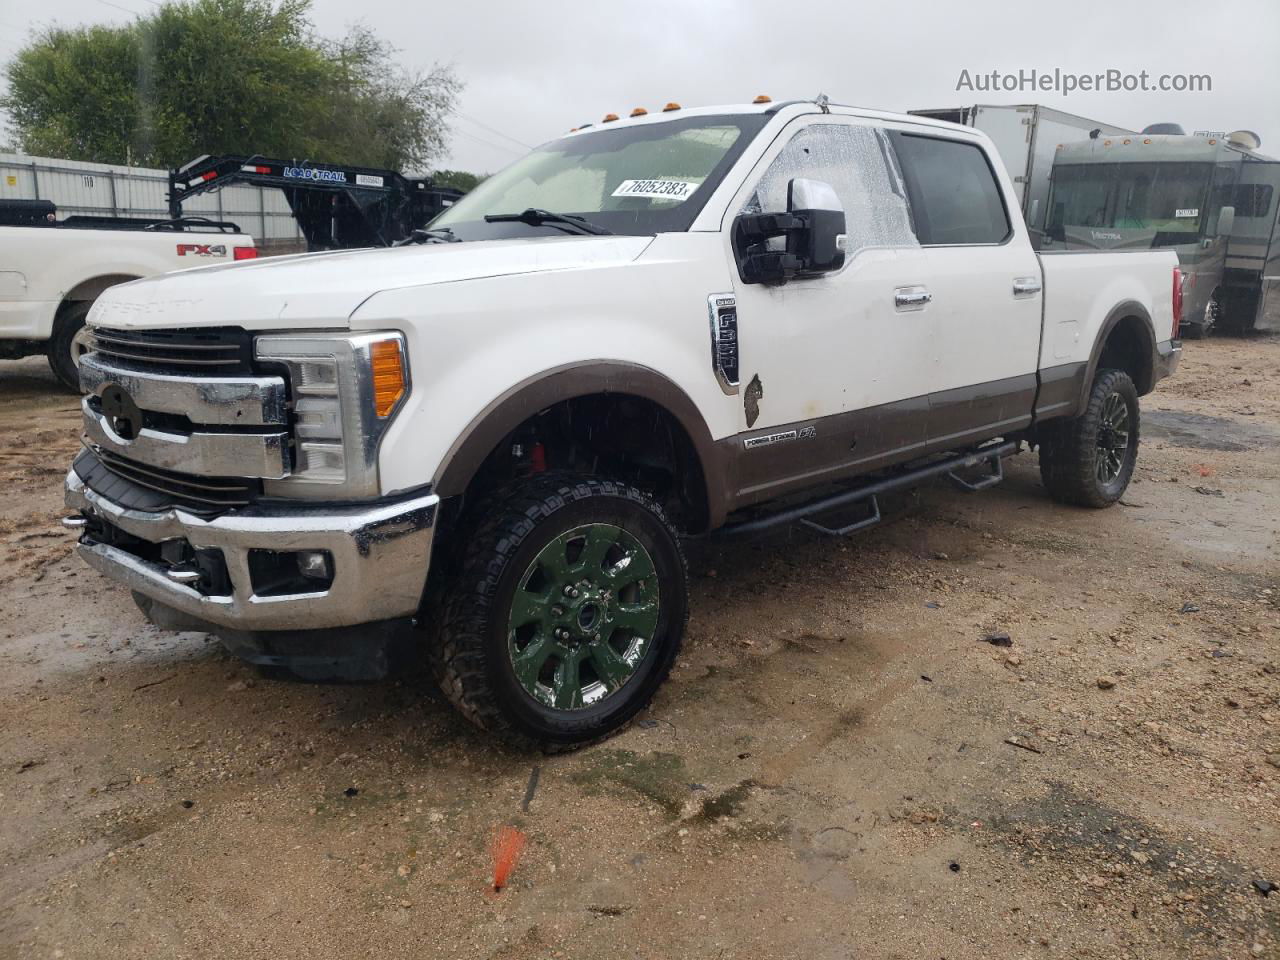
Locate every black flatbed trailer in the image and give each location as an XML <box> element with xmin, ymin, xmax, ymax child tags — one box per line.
<box><xmin>167</xmin><ymin>155</ymin><xmax>465</xmax><ymax>250</ymax></box>
<box><xmin>0</xmin><ymin>199</ymin><xmax>241</xmax><ymax>233</ymax></box>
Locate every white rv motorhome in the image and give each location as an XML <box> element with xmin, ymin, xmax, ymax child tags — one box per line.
<box><xmin>1041</xmin><ymin>128</ymin><xmax>1280</xmax><ymax>335</ymax></box>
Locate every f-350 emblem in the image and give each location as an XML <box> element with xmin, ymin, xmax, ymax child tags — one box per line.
<box><xmin>100</xmin><ymin>384</ymin><xmax>143</xmax><ymax>441</ymax></box>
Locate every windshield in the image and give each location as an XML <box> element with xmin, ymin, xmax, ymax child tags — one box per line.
<box><xmin>1047</xmin><ymin>161</ymin><xmax>1213</xmax><ymax>247</ymax></box>
<box><xmin>431</xmin><ymin>114</ymin><xmax>769</xmax><ymax>239</ymax></box>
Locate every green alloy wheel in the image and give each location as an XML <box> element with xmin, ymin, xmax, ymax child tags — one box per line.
<box><xmin>433</xmin><ymin>474</ymin><xmax>688</xmax><ymax>750</ymax></box>
<box><xmin>508</xmin><ymin>523</ymin><xmax>659</xmax><ymax>710</ymax></box>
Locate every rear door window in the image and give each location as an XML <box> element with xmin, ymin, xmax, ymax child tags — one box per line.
<box><xmin>890</xmin><ymin>133</ymin><xmax>1011</xmax><ymax>245</ymax></box>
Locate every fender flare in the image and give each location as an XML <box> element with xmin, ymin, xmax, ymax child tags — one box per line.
<box><xmin>1076</xmin><ymin>300</ymin><xmax>1157</xmax><ymax>410</ymax></box>
<box><xmin>434</xmin><ymin>361</ymin><xmax>730</xmax><ymax>529</ymax></box>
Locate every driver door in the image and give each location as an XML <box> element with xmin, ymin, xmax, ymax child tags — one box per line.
<box><xmin>724</xmin><ymin>118</ymin><xmax>937</xmax><ymax>503</ymax></box>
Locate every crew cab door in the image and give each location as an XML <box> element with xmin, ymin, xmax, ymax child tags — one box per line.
<box><xmin>724</xmin><ymin>117</ymin><xmax>937</xmax><ymax>503</ymax></box>
<box><xmin>888</xmin><ymin>130</ymin><xmax>1043</xmax><ymax>447</ymax></box>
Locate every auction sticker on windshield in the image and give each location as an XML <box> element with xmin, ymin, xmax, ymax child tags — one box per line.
<box><xmin>612</xmin><ymin>179</ymin><xmax>699</xmax><ymax>200</ymax></box>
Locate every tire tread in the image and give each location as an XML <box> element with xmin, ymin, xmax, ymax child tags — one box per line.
<box><xmin>431</xmin><ymin>472</ymin><xmax>687</xmax><ymax>752</ymax></box>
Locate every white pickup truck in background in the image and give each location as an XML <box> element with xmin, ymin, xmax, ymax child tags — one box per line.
<box><xmin>63</xmin><ymin>97</ymin><xmax>1180</xmax><ymax>749</ymax></box>
<box><xmin>0</xmin><ymin>200</ymin><xmax>256</xmax><ymax>389</ymax></box>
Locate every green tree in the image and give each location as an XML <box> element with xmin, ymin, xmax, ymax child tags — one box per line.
<box><xmin>1</xmin><ymin>0</ymin><xmax>460</xmax><ymax>170</ymax></box>
<box><xmin>431</xmin><ymin>169</ymin><xmax>488</xmax><ymax>192</ymax></box>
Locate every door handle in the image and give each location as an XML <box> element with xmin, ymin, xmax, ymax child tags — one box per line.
<box><xmin>894</xmin><ymin>288</ymin><xmax>932</xmax><ymax>309</ymax></box>
<box><xmin>1013</xmin><ymin>277</ymin><xmax>1042</xmax><ymax>297</ymax></box>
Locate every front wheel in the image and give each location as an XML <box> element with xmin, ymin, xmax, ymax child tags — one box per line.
<box><xmin>47</xmin><ymin>301</ymin><xmax>93</xmax><ymax>392</ymax></box>
<box><xmin>1038</xmin><ymin>368</ymin><xmax>1140</xmax><ymax>508</ymax></box>
<box><xmin>432</xmin><ymin>474</ymin><xmax>688</xmax><ymax>750</ymax></box>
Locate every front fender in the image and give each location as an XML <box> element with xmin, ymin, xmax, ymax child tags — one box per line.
<box><xmin>349</xmin><ymin>237</ymin><xmax>741</xmax><ymax>524</ymax></box>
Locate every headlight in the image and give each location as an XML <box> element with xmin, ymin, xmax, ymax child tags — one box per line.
<box><xmin>254</xmin><ymin>331</ymin><xmax>408</xmax><ymax>499</ymax></box>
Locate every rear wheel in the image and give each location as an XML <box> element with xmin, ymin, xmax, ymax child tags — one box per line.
<box><xmin>1182</xmin><ymin>292</ymin><xmax>1220</xmax><ymax>340</ymax></box>
<box><xmin>432</xmin><ymin>474</ymin><xmax>687</xmax><ymax>750</ymax></box>
<box><xmin>1038</xmin><ymin>368</ymin><xmax>1140</xmax><ymax>508</ymax></box>
<box><xmin>47</xmin><ymin>301</ymin><xmax>93</xmax><ymax>392</ymax></box>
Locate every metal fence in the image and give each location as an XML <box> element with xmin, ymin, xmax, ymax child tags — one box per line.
<box><xmin>0</xmin><ymin>152</ymin><xmax>302</xmax><ymax>244</ymax></box>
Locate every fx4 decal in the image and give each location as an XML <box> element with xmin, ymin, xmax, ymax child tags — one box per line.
<box><xmin>176</xmin><ymin>243</ymin><xmax>228</xmax><ymax>257</ymax></box>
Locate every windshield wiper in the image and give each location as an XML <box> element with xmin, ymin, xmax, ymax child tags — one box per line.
<box><xmin>483</xmin><ymin>208</ymin><xmax>612</xmax><ymax>236</ymax></box>
<box><xmin>394</xmin><ymin>227</ymin><xmax>461</xmax><ymax>246</ymax></box>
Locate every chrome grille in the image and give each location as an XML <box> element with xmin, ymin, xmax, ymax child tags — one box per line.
<box><xmin>83</xmin><ymin>446</ymin><xmax>257</xmax><ymax>513</ymax></box>
<box><xmin>91</xmin><ymin>326</ymin><xmax>253</xmax><ymax>374</ymax></box>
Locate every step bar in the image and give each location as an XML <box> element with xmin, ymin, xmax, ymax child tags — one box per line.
<box><xmin>721</xmin><ymin>440</ymin><xmax>1019</xmax><ymax>538</ymax></box>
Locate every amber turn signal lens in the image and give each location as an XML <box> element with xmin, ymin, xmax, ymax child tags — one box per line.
<box><xmin>370</xmin><ymin>339</ymin><xmax>406</xmax><ymax>418</ymax></box>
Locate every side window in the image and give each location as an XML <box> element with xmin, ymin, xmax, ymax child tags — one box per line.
<box><xmin>741</xmin><ymin>123</ymin><xmax>918</xmax><ymax>256</ymax></box>
<box><xmin>891</xmin><ymin>133</ymin><xmax>1011</xmax><ymax>245</ymax></box>
<box><xmin>1233</xmin><ymin>183</ymin><xmax>1275</xmax><ymax>219</ymax></box>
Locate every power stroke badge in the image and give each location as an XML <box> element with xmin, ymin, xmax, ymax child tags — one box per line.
<box><xmin>743</xmin><ymin>425</ymin><xmax>817</xmax><ymax>450</ymax></box>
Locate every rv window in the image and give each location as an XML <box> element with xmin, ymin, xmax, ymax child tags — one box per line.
<box><xmin>890</xmin><ymin>134</ymin><xmax>1011</xmax><ymax>245</ymax></box>
<box><xmin>1232</xmin><ymin>183</ymin><xmax>1275</xmax><ymax>218</ymax></box>
<box><xmin>1048</xmin><ymin>162</ymin><xmax>1213</xmax><ymax>239</ymax></box>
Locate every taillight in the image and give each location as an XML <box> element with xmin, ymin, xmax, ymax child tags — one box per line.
<box><xmin>1171</xmin><ymin>267</ymin><xmax>1184</xmax><ymax>338</ymax></box>
<box><xmin>233</xmin><ymin>247</ymin><xmax>259</xmax><ymax>261</ymax></box>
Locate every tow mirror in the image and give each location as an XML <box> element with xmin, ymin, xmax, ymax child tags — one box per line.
<box><xmin>733</xmin><ymin>177</ymin><xmax>847</xmax><ymax>284</ymax></box>
<box><xmin>1215</xmin><ymin>204</ymin><xmax>1235</xmax><ymax>238</ymax></box>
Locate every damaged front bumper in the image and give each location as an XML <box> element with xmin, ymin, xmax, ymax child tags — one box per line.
<box><xmin>64</xmin><ymin>468</ymin><xmax>438</xmax><ymax>633</ymax></box>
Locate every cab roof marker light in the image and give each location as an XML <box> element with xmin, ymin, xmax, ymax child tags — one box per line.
<box><xmin>602</xmin><ymin>113</ymin><xmax>619</xmax><ymax>123</ymax></box>
<box><xmin>630</xmin><ymin>107</ymin><xmax>648</xmax><ymax>117</ymax></box>
<box><xmin>753</xmin><ymin>94</ymin><xmax>772</xmax><ymax>104</ymax></box>
<box><xmin>1123</xmin><ymin>138</ymin><xmax>1131</xmax><ymax>144</ymax></box>
<box><xmin>662</xmin><ymin>102</ymin><xmax>681</xmax><ymax>112</ymax></box>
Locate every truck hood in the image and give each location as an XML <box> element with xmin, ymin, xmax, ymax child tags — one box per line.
<box><xmin>90</xmin><ymin>235</ymin><xmax>654</xmax><ymax>330</ymax></box>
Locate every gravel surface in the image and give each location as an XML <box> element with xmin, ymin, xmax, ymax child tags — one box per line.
<box><xmin>1</xmin><ymin>339</ymin><xmax>1277</xmax><ymax>960</ymax></box>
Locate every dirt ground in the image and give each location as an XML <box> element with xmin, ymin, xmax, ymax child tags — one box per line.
<box><xmin>1</xmin><ymin>340</ymin><xmax>1277</xmax><ymax>960</ymax></box>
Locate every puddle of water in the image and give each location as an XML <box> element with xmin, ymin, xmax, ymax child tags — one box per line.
<box><xmin>1144</xmin><ymin>410</ymin><xmax>1278</xmax><ymax>452</ymax></box>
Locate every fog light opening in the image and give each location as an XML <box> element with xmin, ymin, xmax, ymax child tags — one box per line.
<box><xmin>297</xmin><ymin>550</ymin><xmax>333</xmax><ymax>581</ymax></box>
<box><xmin>248</xmin><ymin>549</ymin><xmax>335</xmax><ymax>596</ymax></box>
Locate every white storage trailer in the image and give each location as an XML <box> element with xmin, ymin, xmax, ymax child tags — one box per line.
<box><xmin>0</xmin><ymin>153</ymin><xmax>303</xmax><ymax>248</ymax></box>
<box><xmin>908</xmin><ymin>104</ymin><xmax>1133</xmax><ymax>239</ymax></box>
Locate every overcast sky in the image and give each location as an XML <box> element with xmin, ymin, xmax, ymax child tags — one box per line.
<box><xmin>2</xmin><ymin>0</ymin><xmax>1277</xmax><ymax>173</ymax></box>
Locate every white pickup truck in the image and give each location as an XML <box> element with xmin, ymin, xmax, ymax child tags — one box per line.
<box><xmin>63</xmin><ymin>98</ymin><xmax>1180</xmax><ymax>748</ymax></box>
<box><xmin>0</xmin><ymin>202</ymin><xmax>256</xmax><ymax>389</ymax></box>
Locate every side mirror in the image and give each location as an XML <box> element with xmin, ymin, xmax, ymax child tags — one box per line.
<box><xmin>1215</xmin><ymin>205</ymin><xmax>1235</xmax><ymax>238</ymax></box>
<box><xmin>733</xmin><ymin>177</ymin><xmax>846</xmax><ymax>284</ymax></box>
